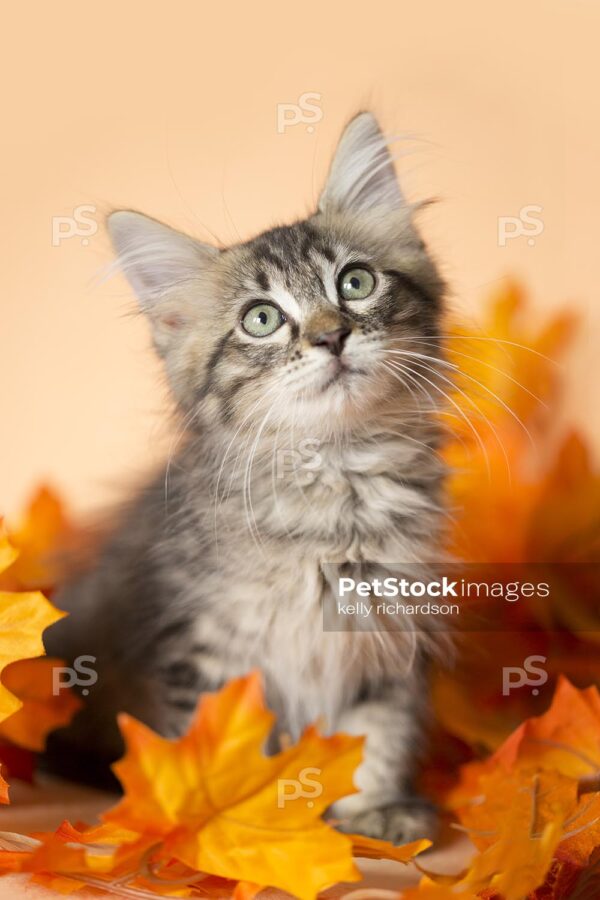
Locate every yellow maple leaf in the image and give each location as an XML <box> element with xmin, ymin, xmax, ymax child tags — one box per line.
<box><xmin>0</xmin><ymin>528</ymin><xmax>67</xmax><ymax>800</ymax></box>
<box><xmin>0</xmin><ymin>530</ymin><xmax>65</xmax><ymax>725</ymax></box>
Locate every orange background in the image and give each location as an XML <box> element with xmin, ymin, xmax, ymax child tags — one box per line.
<box><xmin>1</xmin><ymin>0</ymin><xmax>598</xmax><ymax>518</ymax></box>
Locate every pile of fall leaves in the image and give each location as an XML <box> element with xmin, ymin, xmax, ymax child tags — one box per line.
<box><xmin>0</xmin><ymin>282</ymin><xmax>599</xmax><ymax>899</ymax></box>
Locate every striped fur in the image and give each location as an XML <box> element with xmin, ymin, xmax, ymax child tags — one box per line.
<box><xmin>46</xmin><ymin>113</ymin><xmax>447</xmax><ymax>841</ymax></box>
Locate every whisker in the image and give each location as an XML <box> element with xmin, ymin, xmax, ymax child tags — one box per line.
<box><xmin>386</xmin><ymin>348</ymin><xmax>537</xmax><ymax>455</ymax></box>
<box><xmin>212</xmin><ymin>380</ymin><xmax>284</xmax><ymax>553</ymax></box>
<box><xmin>384</xmin><ymin>345</ymin><xmax>549</xmax><ymax>414</ymax></box>
<box><xmin>243</xmin><ymin>386</ymin><xmax>289</xmax><ymax>553</ymax></box>
<box><xmin>383</xmin><ymin>360</ymin><xmax>492</xmax><ymax>480</ymax></box>
<box><xmin>390</xmin><ymin>357</ymin><xmax>512</xmax><ymax>481</ymax></box>
<box><xmin>386</xmin><ymin>334</ymin><xmax>563</xmax><ymax>368</ymax></box>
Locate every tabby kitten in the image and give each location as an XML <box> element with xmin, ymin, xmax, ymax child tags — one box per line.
<box><xmin>46</xmin><ymin>112</ymin><xmax>447</xmax><ymax>842</ymax></box>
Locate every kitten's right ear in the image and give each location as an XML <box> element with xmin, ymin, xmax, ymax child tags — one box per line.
<box><xmin>107</xmin><ymin>210</ymin><xmax>218</xmax><ymax>306</ymax></box>
<box><xmin>107</xmin><ymin>211</ymin><xmax>219</xmax><ymax>356</ymax></box>
<box><xmin>318</xmin><ymin>112</ymin><xmax>405</xmax><ymax>216</ymax></box>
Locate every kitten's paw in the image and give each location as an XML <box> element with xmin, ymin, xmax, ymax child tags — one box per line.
<box><xmin>339</xmin><ymin>798</ymin><xmax>436</xmax><ymax>844</ymax></box>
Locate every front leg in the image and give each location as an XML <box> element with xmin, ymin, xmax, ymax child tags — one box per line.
<box><xmin>331</xmin><ymin>679</ymin><xmax>436</xmax><ymax>843</ymax></box>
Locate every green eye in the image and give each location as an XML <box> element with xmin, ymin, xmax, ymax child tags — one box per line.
<box><xmin>242</xmin><ymin>303</ymin><xmax>285</xmax><ymax>337</ymax></box>
<box><xmin>339</xmin><ymin>267</ymin><xmax>376</xmax><ymax>301</ymax></box>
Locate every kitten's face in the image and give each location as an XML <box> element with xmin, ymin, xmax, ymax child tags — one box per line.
<box><xmin>109</xmin><ymin>113</ymin><xmax>444</xmax><ymax>437</ymax></box>
<box><xmin>203</xmin><ymin>214</ymin><xmax>442</xmax><ymax>433</ymax></box>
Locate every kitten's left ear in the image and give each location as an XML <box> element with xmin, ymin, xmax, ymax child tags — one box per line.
<box><xmin>318</xmin><ymin>112</ymin><xmax>405</xmax><ymax>215</ymax></box>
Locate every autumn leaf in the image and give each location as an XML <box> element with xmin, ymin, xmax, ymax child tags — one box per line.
<box><xmin>0</xmin><ymin>528</ymin><xmax>72</xmax><ymax>801</ymax></box>
<box><xmin>348</xmin><ymin>834</ymin><xmax>432</xmax><ymax>863</ymax></box>
<box><xmin>0</xmin><ymin>502</ymin><xmax>83</xmax><ymax>798</ymax></box>
<box><xmin>0</xmin><ymin>485</ymin><xmax>76</xmax><ymax>593</ymax></box>
<box><xmin>445</xmin><ymin>279</ymin><xmax>577</xmax><ymax>445</ymax></box>
<box><xmin>432</xmin><ymin>433</ymin><xmax>600</xmax><ymax>760</ymax></box>
<box><xmin>528</xmin><ymin>433</ymin><xmax>600</xmax><ymax>565</ymax></box>
<box><xmin>452</xmin><ymin>676</ymin><xmax>600</xmax><ymax>789</ymax></box>
<box><xmin>450</xmin><ymin>680</ymin><xmax>599</xmax><ymax>816</ymax></box>
<box><xmin>0</xmin><ymin>531</ymin><xmax>65</xmax><ymax>729</ymax></box>
<box><xmin>408</xmin><ymin>771</ymin><xmax>572</xmax><ymax>899</ymax></box>
<box><xmin>0</xmin><ymin>657</ymin><xmax>81</xmax><ymax>751</ymax></box>
<box><xmin>445</xmin><ymin>679</ymin><xmax>600</xmax><ymax>898</ymax></box>
<box><xmin>465</xmin><ymin>804</ymin><xmax>565</xmax><ymax>900</ymax></box>
<box><xmin>430</xmin><ymin>630</ymin><xmax>571</xmax><ymax>759</ymax></box>
<box><xmin>0</xmin><ymin>672</ymin><xmax>430</xmax><ymax>899</ymax></box>
<box><xmin>103</xmin><ymin>671</ymin><xmax>364</xmax><ymax>898</ymax></box>
<box><xmin>408</xmin><ymin>695</ymin><xmax>600</xmax><ymax>898</ymax></box>
<box><xmin>443</xmin><ymin>281</ymin><xmax>582</xmax><ymax>564</ymax></box>
<box><xmin>431</xmin><ymin>282</ymin><xmax>600</xmax><ymax>777</ymax></box>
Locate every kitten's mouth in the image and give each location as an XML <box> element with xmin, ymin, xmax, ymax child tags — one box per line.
<box><xmin>320</xmin><ymin>360</ymin><xmax>367</xmax><ymax>393</ymax></box>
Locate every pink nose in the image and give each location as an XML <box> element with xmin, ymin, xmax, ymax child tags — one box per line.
<box><xmin>310</xmin><ymin>327</ymin><xmax>351</xmax><ymax>357</ymax></box>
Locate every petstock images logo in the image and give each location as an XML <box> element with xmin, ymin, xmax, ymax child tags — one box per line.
<box><xmin>321</xmin><ymin>562</ymin><xmax>600</xmax><ymax>633</ymax></box>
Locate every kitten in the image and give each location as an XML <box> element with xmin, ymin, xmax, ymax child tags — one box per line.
<box><xmin>45</xmin><ymin>112</ymin><xmax>447</xmax><ymax>842</ymax></box>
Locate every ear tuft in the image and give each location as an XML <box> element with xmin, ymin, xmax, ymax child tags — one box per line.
<box><xmin>318</xmin><ymin>112</ymin><xmax>405</xmax><ymax>216</ymax></box>
<box><xmin>107</xmin><ymin>210</ymin><xmax>218</xmax><ymax>305</ymax></box>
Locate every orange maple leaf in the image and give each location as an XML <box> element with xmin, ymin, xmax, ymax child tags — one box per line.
<box><xmin>446</xmin><ymin>280</ymin><xmax>577</xmax><ymax>441</ymax></box>
<box><xmin>406</xmin><ymin>682</ymin><xmax>600</xmax><ymax>899</ymax></box>
<box><xmin>430</xmin><ymin>283</ymin><xmax>600</xmax><ymax>774</ymax></box>
<box><xmin>0</xmin><ymin>657</ymin><xmax>81</xmax><ymax>752</ymax></box>
<box><xmin>479</xmin><ymin>676</ymin><xmax>600</xmax><ymax>784</ymax></box>
<box><xmin>0</xmin><ymin>672</ymin><xmax>431</xmax><ymax>899</ymax></box>
<box><xmin>443</xmin><ymin>281</ymin><xmax>582</xmax><ymax>564</ymax></box>
<box><xmin>104</xmin><ymin>671</ymin><xmax>365</xmax><ymax>899</ymax></box>
<box><xmin>0</xmin><ymin>485</ymin><xmax>77</xmax><ymax>593</ymax></box>
<box><xmin>413</xmin><ymin>778</ymin><xmax>568</xmax><ymax>899</ymax></box>
<box><xmin>445</xmin><ymin>678</ymin><xmax>600</xmax><ymax>898</ymax></box>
